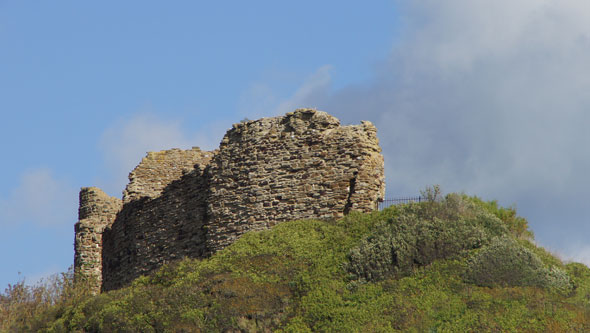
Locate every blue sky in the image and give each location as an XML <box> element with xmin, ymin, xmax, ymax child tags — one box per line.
<box><xmin>0</xmin><ymin>1</ymin><xmax>399</xmax><ymax>287</ymax></box>
<box><xmin>2</xmin><ymin>1</ymin><xmax>590</xmax><ymax>289</ymax></box>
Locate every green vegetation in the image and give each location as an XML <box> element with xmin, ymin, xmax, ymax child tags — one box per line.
<box><xmin>465</xmin><ymin>236</ymin><xmax>572</xmax><ymax>292</ymax></box>
<box><xmin>347</xmin><ymin>191</ymin><xmax>506</xmax><ymax>282</ymax></box>
<box><xmin>3</xmin><ymin>189</ymin><xmax>590</xmax><ymax>332</ymax></box>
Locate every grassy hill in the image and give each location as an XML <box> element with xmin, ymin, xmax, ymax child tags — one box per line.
<box><xmin>3</xmin><ymin>189</ymin><xmax>590</xmax><ymax>332</ymax></box>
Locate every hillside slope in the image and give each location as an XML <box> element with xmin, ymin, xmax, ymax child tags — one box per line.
<box><xmin>3</xmin><ymin>191</ymin><xmax>590</xmax><ymax>332</ymax></box>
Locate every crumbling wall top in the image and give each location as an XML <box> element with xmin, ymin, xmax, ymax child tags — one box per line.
<box><xmin>123</xmin><ymin>147</ymin><xmax>215</xmax><ymax>203</ymax></box>
<box><xmin>78</xmin><ymin>187</ymin><xmax>122</xmax><ymax>223</ymax></box>
<box><xmin>222</xmin><ymin>109</ymin><xmax>342</xmax><ymax>146</ymax></box>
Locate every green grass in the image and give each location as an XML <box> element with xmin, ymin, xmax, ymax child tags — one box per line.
<box><xmin>3</xmin><ymin>192</ymin><xmax>590</xmax><ymax>332</ymax></box>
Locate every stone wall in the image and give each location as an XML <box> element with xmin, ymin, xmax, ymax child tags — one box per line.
<box><xmin>123</xmin><ymin>147</ymin><xmax>215</xmax><ymax>203</ymax></box>
<box><xmin>73</xmin><ymin>108</ymin><xmax>385</xmax><ymax>293</ymax></box>
<box><xmin>101</xmin><ymin>148</ymin><xmax>213</xmax><ymax>291</ymax></box>
<box><xmin>74</xmin><ymin>187</ymin><xmax>122</xmax><ymax>294</ymax></box>
<box><xmin>205</xmin><ymin>109</ymin><xmax>385</xmax><ymax>252</ymax></box>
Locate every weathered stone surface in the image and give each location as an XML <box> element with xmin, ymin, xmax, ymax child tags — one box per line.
<box><xmin>101</xmin><ymin>148</ymin><xmax>213</xmax><ymax>291</ymax></box>
<box><xmin>205</xmin><ymin>109</ymin><xmax>385</xmax><ymax>252</ymax></box>
<box><xmin>123</xmin><ymin>147</ymin><xmax>215</xmax><ymax>203</ymax></box>
<box><xmin>74</xmin><ymin>187</ymin><xmax>122</xmax><ymax>294</ymax></box>
<box><xmin>73</xmin><ymin>109</ymin><xmax>385</xmax><ymax>293</ymax></box>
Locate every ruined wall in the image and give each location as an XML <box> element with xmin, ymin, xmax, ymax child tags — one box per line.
<box><xmin>74</xmin><ymin>108</ymin><xmax>385</xmax><ymax>292</ymax></box>
<box><xmin>74</xmin><ymin>187</ymin><xmax>122</xmax><ymax>294</ymax></box>
<box><xmin>101</xmin><ymin>148</ymin><xmax>213</xmax><ymax>291</ymax></box>
<box><xmin>123</xmin><ymin>148</ymin><xmax>214</xmax><ymax>203</ymax></box>
<box><xmin>206</xmin><ymin>109</ymin><xmax>385</xmax><ymax>252</ymax></box>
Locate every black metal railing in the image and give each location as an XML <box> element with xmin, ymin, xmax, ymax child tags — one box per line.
<box><xmin>378</xmin><ymin>196</ymin><xmax>424</xmax><ymax>210</ymax></box>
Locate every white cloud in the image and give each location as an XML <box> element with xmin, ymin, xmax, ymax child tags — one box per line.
<box><xmin>238</xmin><ymin>65</ymin><xmax>333</xmax><ymax>119</ymax></box>
<box><xmin>245</xmin><ymin>2</ymin><xmax>590</xmax><ymax>253</ymax></box>
<box><xmin>273</xmin><ymin>65</ymin><xmax>332</xmax><ymax>116</ymax></box>
<box><xmin>366</xmin><ymin>1</ymin><xmax>590</xmax><ymax>201</ymax></box>
<box><xmin>100</xmin><ymin>114</ymin><xmax>192</xmax><ymax>179</ymax></box>
<box><xmin>0</xmin><ymin>168</ymin><xmax>77</xmax><ymax>226</ymax></box>
<box><xmin>98</xmin><ymin>113</ymin><xmax>223</xmax><ymax>195</ymax></box>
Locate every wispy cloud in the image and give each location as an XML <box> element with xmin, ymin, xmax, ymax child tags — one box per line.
<box><xmin>273</xmin><ymin>65</ymin><xmax>332</xmax><ymax>116</ymax></box>
<box><xmin>0</xmin><ymin>168</ymin><xmax>77</xmax><ymax>226</ymax></box>
<box><xmin>243</xmin><ymin>1</ymin><xmax>590</xmax><ymax>252</ymax></box>
<box><xmin>238</xmin><ymin>65</ymin><xmax>333</xmax><ymax>119</ymax></box>
<box><xmin>318</xmin><ymin>1</ymin><xmax>590</xmax><ymax>199</ymax></box>
<box><xmin>98</xmin><ymin>113</ymin><xmax>224</xmax><ymax>195</ymax></box>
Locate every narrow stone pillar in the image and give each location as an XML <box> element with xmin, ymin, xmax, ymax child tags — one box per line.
<box><xmin>74</xmin><ymin>187</ymin><xmax>122</xmax><ymax>294</ymax></box>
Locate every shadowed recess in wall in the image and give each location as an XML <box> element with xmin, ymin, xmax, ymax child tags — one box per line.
<box><xmin>102</xmin><ymin>166</ymin><xmax>210</xmax><ymax>291</ymax></box>
<box><xmin>343</xmin><ymin>171</ymin><xmax>359</xmax><ymax>215</ymax></box>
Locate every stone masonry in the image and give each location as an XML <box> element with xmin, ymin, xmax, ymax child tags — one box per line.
<box><xmin>206</xmin><ymin>109</ymin><xmax>385</xmax><ymax>252</ymax></box>
<box><xmin>122</xmin><ymin>148</ymin><xmax>215</xmax><ymax>204</ymax></box>
<box><xmin>101</xmin><ymin>148</ymin><xmax>214</xmax><ymax>291</ymax></box>
<box><xmin>74</xmin><ymin>109</ymin><xmax>385</xmax><ymax>292</ymax></box>
<box><xmin>74</xmin><ymin>187</ymin><xmax>122</xmax><ymax>294</ymax></box>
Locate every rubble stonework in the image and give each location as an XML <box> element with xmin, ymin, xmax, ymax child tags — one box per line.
<box><xmin>100</xmin><ymin>148</ymin><xmax>214</xmax><ymax>291</ymax></box>
<box><xmin>122</xmin><ymin>148</ymin><xmax>215</xmax><ymax>203</ymax></box>
<box><xmin>73</xmin><ymin>109</ymin><xmax>385</xmax><ymax>292</ymax></box>
<box><xmin>74</xmin><ymin>187</ymin><xmax>122</xmax><ymax>294</ymax></box>
<box><xmin>205</xmin><ymin>109</ymin><xmax>385</xmax><ymax>252</ymax></box>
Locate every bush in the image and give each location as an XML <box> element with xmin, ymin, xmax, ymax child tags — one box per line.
<box><xmin>0</xmin><ymin>266</ymin><xmax>94</xmax><ymax>332</ymax></box>
<box><xmin>347</xmin><ymin>193</ymin><xmax>507</xmax><ymax>282</ymax></box>
<box><xmin>2</xmin><ymin>199</ymin><xmax>588</xmax><ymax>331</ymax></box>
<box><xmin>466</xmin><ymin>196</ymin><xmax>533</xmax><ymax>239</ymax></box>
<box><xmin>465</xmin><ymin>237</ymin><xmax>572</xmax><ymax>292</ymax></box>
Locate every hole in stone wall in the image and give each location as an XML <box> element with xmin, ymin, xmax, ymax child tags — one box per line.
<box><xmin>343</xmin><ymin>172</ymin><xmax>358</xmax><ymax>215</ymax></box>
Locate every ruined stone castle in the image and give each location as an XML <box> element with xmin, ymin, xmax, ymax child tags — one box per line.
<box><xmin>74</xmin><ymin>109</ymin><xmax>385</xmax><ymax>293</ymax></box>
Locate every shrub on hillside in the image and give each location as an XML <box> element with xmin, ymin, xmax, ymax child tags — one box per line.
<box><xmin>464</xmin><ymin>237</ymin><xmax>572</xmax><ymax>292</ymax></box>
<box><xmin>466</xmin><ymin>196</ymin><xmax>533</xmax><ymax>239</ymax></box>
<box><xmin>347</xmin><ymin>193</ymin><xmax>508</xmax><ymax>282</ymax></box>
<box><xmin>0</xmin><ymin>267</ymin><xmax>95</xmax><ymax>332</ymax></box>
